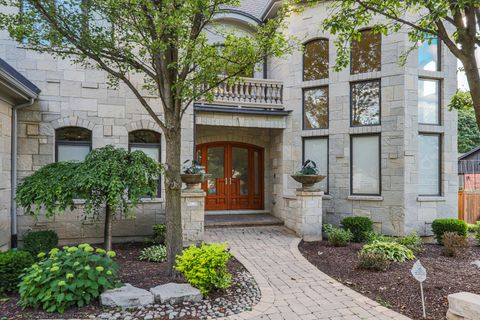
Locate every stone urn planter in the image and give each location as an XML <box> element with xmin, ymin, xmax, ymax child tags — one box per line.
<box><xmin>180</xmin><ymin>173</ymin><xmax>211</xmax><ymax>191</ymax></box>
<box><xmin>291</xmin><ymin>174</ymin><xmax>326</xmax><ymax>191</ymax></box>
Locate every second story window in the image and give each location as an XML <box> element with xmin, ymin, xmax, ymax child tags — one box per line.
<box><xmin>351</xmin><ymin>80</ymin><xmax>381</xmax><ymax>126</ymax></box>
<box><xmin>55</xmin><ymin>127</ymin><xmax>92</xmax><ymax>162</ymax></box>
<box><xmin>303</xmin><ymin>87</ymin><xmax>328</xmax><ymax>129</ymax></box>
<box><xmin>303</xmin><ymin>39</ymin><xmax>329</xmax><ymax>81</ymax></box>
<box><xmin>351</xmin><ymin>29</ymin><xmax>381</xmax><ymax>74</ymax></box>
<box><xmin>418</xmin><ymin>78</ymin><xmax>440</xmax><ymax>125</ymax></box>
<box><xmin>418</xmin><ymin>37</ymin><xmax>440</xmax><ymax>71</ymax></box>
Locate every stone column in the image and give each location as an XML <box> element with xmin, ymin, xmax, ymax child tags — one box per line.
<box><xmin>181</xmin><ymin>190</ymin><xmax>205</xmax><ymax>246</ymax></box>
<box><xmin>285</xmin><ymin>190</ymin><xmax>323</xmax><ymax>241</ymax></box>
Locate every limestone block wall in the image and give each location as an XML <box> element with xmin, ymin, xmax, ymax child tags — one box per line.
<box><xmin>0</xmin><ymin>100</ymin><xmax>12</xmax><ymax>250</ymax></box>
<box><xmin>284</xmin><ymin>190</ymin><xmax>323</xmax><ymax>241</ymax></box>
<box><xmin>268</xmin><ymin>2</ymin><xmax>458</xmax><ymax>236</ymax></box>
<box><xmin>181</xmin><ymin>191</ymin><xmax>205</xmax><ymax>246</ymax></box>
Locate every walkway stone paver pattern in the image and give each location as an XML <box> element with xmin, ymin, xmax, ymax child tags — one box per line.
<box><xmin>205</xmin><ymin>226</ymin><xmax>411</xmax><ymax>320</ymax></box>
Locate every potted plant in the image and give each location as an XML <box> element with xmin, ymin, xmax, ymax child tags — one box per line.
<box><xmin>180</xmin><ymin>160</ymin><xmax>210</xmax><ymax>190</ymax></box>
<box><xmin>291</xmin><ymin>160</ymin><xmax>326</xmax><ymax>191</ymax></box>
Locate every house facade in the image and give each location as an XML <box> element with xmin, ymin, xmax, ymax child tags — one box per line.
<box><xmin>0</xmin><ymin>0</ymin><xmax>458</xmax><ymax>249</ymax></box>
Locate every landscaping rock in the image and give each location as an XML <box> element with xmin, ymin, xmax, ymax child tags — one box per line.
<box><xmin>150</xmin><ymin>283</ymin><xmax>202</xmax><ymax>304</ymax></box>
<box><xmin>447</xmin><ymin>292</ymin><xmax>480</xmax><ymax>320</ymax></box>
<box><xmin>470</xmin><ymin>260</ymin><xmax>480</xmax><ymax>268</ymax></box>
<box><xmin>101</xmin><ymin>283</ymin><xmax>154</xmax><ymax>307</ymax></box>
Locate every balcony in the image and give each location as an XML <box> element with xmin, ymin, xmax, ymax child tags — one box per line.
<box><xmin>198</xmin><ymin>77</ymin><xmax>284</xmax><ymax>110</ymax></box>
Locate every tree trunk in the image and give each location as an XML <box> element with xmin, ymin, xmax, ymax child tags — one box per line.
<box><xmin>462</xmin><ymin>51</ymin><xmax>480</xmax><ymax>127</ymax></box>
<box><xmin>164</xmin><ymin>126</ymin><xmax>183</xmax><ymax>275</ymax></box>
<box><xmin>104</xmin><ymin>204</ymin><xmax>113</xmax><ymax>251</ymax></box>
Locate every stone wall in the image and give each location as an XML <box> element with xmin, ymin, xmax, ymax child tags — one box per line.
<box><xmin>181</xmin><ymin>191</ymin><xmax>206</xmax><ymax>246</ymax></box>
<box><xmin>0</xmin><ymin>100</ymin><xmax>12</xmax><ymax>250</ymax></box>
<box><xmin>268</xmin><ymin>2</ymin><xmax>458</xmax><ymax>236</ymax></box>
<box><xmin>284</xmin><ymin>190</ymin><xmax>323</xmax><ymax>241</ymax></box>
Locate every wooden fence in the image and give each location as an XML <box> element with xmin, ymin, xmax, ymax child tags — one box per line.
<box><xmin>458</xmin><ymin>191</ymin><xmax>480</xmax><ymax>224</ymax></box>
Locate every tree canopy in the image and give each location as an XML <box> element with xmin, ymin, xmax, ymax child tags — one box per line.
<box><xmin>450</xmin><ymin>90</ymin><xmax>480</xmax><ymax>154</ymax></box>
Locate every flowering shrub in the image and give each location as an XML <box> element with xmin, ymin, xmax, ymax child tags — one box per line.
<box><xmin>18</xmin><ymin>244</ymin><xmax>120</xmax><ymax>313</ymax></box>
<box><xmin>175</xmin><ymin>242</ymin><xmax>232</xmax><ymax>295</ymax></box>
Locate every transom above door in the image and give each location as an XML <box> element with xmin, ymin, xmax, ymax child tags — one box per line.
<box><xmin>196</xmin><ymin>142</ymin><xmax>264</xmax><ymax>211</ymax></box>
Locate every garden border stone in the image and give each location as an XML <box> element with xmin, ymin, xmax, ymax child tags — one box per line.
<box><xmin>100</xmin><ymin>283</ymin><xmax>154</xmax><ymax>307</ymax></box>
<box><xmin>149</xmin><ymin>282</ymin><xmax>202</xmax><ymax>304</ymax></box>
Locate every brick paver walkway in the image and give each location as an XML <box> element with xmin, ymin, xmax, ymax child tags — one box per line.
<box><xmin>205</xmin><ymin>226</ymin><xmax>410</xmax><ymax>320</ymax></box>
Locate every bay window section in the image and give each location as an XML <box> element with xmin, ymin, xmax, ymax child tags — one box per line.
<box><xmin>418</xmin><ymin>134</ymin><xmax>441</xmax><ymax>196</ymax></box>
<box><xmin>418</xmin><ymin>37</ymin><xmax>440</xmax><ymax>71</ymax></box>
<box><xmin>303</xmin><ymin>39</ymin><xmax>329</xmax><ymax>81</ymax></box>
<box><xmin>303</xmin><ymin>137</ymin><xmax>328</xmax><ymax>192</ymax></box>
<box><xmin>303</xmin><ymin>86</ymin><xmax>328</xmax><ymax>129</ymax></box>
<box><xmin>351</xmin><ymin>29</ymin><xmax>381</xmax><ymax>74</ymax></box>
<box><xmin>351</xmin><ymin>134</ymin><xmax>380</xmax><ymax>195</ymax></box>
<box><xmin>418</xmin><ymin>78</ymin><xmax>440</xmax><ymax>124</ymax></box>
<box><xmin>351</xmin><ymin>80</ymin><xmax>380</xmax><ymax>126</ymax></box>
<box><xmin>55</xmin><ymin>127</ymin><xmax>92</xmax><ymax>162</ymax></box>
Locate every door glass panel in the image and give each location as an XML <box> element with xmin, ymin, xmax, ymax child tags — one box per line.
<box><xmin>207</xmin><ymin>146</ymin><xmax>224</xmax><ymax>195</ymax></box>
<box><xmin>231</xmin><ymin>147</ymin><xmax>249</xmax><ymax>195</ymax></box>
<box><xmin>254</xmin><ymin>151</ymin><xmax>259</xmax><ymax>195</ymax></box>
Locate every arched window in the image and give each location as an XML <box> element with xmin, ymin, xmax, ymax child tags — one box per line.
<box><xmin>129</xmin><ymin>130</ymin><xmax>162</xmax><ymax>197</ymax></box>
<box><xmin>350</xmin><ymin>29</ymin><xmax>381</xmax><ymax>74</ymax></box>
<box><xmin>55</xmin><ymin>127</ymin><xmax>92</xmax><ymax>162</ymax></box>
<box><xmin>303</xmin><ymin>39</ymin><xmax>329</xmax><ymax>81</ymax></box>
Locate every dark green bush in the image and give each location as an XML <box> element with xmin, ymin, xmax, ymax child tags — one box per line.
<box><xmin>23</xmin><ymin>230</ymin><xmax>59</xmax><ymax>257</ymax></box>
<box><xmin>153</xmin><ymin>224</ymin><xmax>166</xmax><ymax>244</ymax></box>
<box><xmin>326</xmin><ymin>227</ymin><xmax>353</xmax><ymax>247</ymax></box>
<box><xmin>0</xmin><ymin>250</ymin><xmax>34</xmax><ymax>294</ymax></box>
<box><xmin>357</xmin><ymin>251</ymin><xmax>390</xmax><ymax>271</ymax></box>
<box><xmin>431</xmin><ymin>219</ymin><xmax>468</xmax><ymax>244</ymax></box>
<box><xmin>341</xmin><ymin>216</ymin><xmax>374</xmax><ymax>242</ymax></box>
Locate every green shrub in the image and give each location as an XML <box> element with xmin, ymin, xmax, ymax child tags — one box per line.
<box><xmin>18</xmin><ymin>244</ymin><xmax>120</xmax><ymax>313</ymax></box>
<box><xmin>341</xmin><ymin>216</ymin><xmax>374</xmax><ymax>242</ymax></box>
<box><xmin>175</xmin><ymin>242</ymin><xmax>232</xmax><ymax>295</ymax></box>
<box><xmin>0</xmin><ymin>250</ymin><xmax>34</xmax><ymax>294</ymax></box>
<box><xmin>23</xmin><ymin>230</ymin><xmax>59</xmax><ymax>257</ymax></box>
<box><xmin>442</xmin><ymin>232</ymin><xmax>469</xmax><ymax>257</ymax></box>
<box><xmin>326</xmin><ymin>227</ymin><xmax>353</xmax><ymax>247</ymax></box>
<box><xmin>397</xmin><ymin>232</ymin><xmax>424</xmax><ymax>254</ymax></box>
<box><xmin>139</xmin><ymin>245</ymin><xmax>167</xmax><ymax>262</ymax></box>
<box><xmin>153</xmin><ymin>224</ymin><xmax>166</xmax><ymax>244</ymax></box>
<box><xmin>357</xmin><ymin>251</ymin><xmax>390</xmax><ymax>271</ymax></box>
<box><xmin>360</xmin><ymin>241</ymin><xmax>415</xmax><ymax>262</ymax></box>
<box><xmin>431</xmin><ymin>219</ymin><xmax>468</xmax><ymax>244</ymax></box>
<box><xmin>468</xmin><ymin>223</ymin><xmax>478</xmax><ymax>233</ymax></box>
<box><xmin>476</xmin><ymin>222</ymin><xmax>480</xmax><ymax>245</ymax></box>
<box><xmin>364</xmin><ymin>231</ymin><xmax>394</xmax><ymax>244</ymax></box>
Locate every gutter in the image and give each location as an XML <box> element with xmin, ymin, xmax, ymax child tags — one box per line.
<box><xmin>10</xmin><ymin>98</ymin><xmax>35</xmax><ymax>248</ymax></box>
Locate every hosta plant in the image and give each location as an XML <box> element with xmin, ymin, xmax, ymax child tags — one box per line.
<box><xmin>140</xmin><ymin>245</ymin><xmax>167</xmax><ymax>262</ymax></box>
<box><xmin>175</xmin><ymin>242</ymin><xmax>232</xmax><ymax>295</ymax></box>
<box><xmin>360</xmin><ymin>241</ymin><xmax>415</xmax><ymax>262</ymax></box>
<box><xmin>18</xmin><ymin>244</ymin><xmax>120</xmax><ymax>313</ymax></box>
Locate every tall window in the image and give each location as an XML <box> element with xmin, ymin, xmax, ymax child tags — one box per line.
<box><xmin>418</xmin><ymin>37</ymin><xmax>440</xmax><ymax>71</ymax></box>
<box><xmin>351</xmin><ymin>29</ymin><xmax>381</xmax><ymax>74</ymax></box>
<box><xmin>419</xmin><ymin>134</ymin><xmax>441</xmax><ymax>195</ymax></box>
<box><xmin>303</xmin><ymin>39</ymin><xmax>329</xmax><ymax>81</ymax></box>
<box><xmin>351</xmin><ymin>134</ymin><xmax>380</xmax><ymax>195</ymax></box>
<box><xmin>129</xmin><ymin>130</ymin><xmax>162</xmax><ymax>197</ymax></box>
<box><xmin>418</xmin><ymin>78</ymin><xmax>440</xmax><ymax>124</ymax></box>
<box><xmin>303</xmin><ymin>137</ymin><xmax>328</xmax><ymax>192</ymax></box>
<box><xmin>55</xmin><ymin>127</ymin><xmax>92</xmax><ymax>162</ymax></box>
<box><xmin>351</xmin><ymin>80</ymin><xmax>380</xmax><ymax>126</ymax></box>
<box><xmin>303</xmin><ymin>87</ymin><xmax>328</xmax><ymax>129</ymax></box>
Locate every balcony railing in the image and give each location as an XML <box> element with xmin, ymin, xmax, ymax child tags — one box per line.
<box><xmin>198</xmin><ymin>77</ymin><xmax>283</xmax><ymax>110</ymax></box>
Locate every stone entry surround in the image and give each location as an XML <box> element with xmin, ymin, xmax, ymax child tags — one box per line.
<box><xmin>205</xmin><ymin>226</ymin><xmax>410</xmax><ymax>320</ymax></box>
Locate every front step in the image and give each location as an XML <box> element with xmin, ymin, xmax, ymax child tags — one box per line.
<box><xmin>205</xmin><ymin>213</ymin><xmax>284</xmax><ymax>228</ymax></box>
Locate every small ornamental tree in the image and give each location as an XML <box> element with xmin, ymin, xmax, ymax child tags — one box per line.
<box><xmin>16</xmin><ymin>145</ymin><xmax>163</xmax><ymax>250</ymax></box>
<box><xmin>0</xmin><ymin>0</ymin><xmax>297</xmax><ymax>273</ymax></box>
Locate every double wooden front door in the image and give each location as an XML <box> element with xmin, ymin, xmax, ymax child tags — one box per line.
<box><xmin>196</xmin><ymin>142</ymin><xmax>264</xmax><ymax>210</ymax></box>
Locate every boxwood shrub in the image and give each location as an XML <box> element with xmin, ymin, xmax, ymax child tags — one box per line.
<box><xmin>23</xmin><ymin>230</ymin><xmax>59</xmax><ymax>257</ymax></box>
<box><xmin>431</xmin><ymin>219</ymin><xmax>468</xmax><ymax>244</ymax></box>
<box><xmin>0</xmin><ymin>250</ymin><xmax>34</xmax><ymax>294</ymax></box>
<box><xmin>341</xmin><ymin>216</ymin><xmax>374</xmax><ymax>242</ymax></box>
<box><xmin>18</xmin><ymin>244</ymin><xmax>120</xmax><ymax>313</ymax></box>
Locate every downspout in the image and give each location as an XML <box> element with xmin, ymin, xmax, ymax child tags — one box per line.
<box><xmin>10</xmin><ymin>98</ymin><xmax>35</xmax><ymax>248</ymax></box>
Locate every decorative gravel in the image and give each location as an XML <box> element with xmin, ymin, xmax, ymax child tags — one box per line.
<box><xmin>95</xmin><ymin>270</ymin><xmax>261</xmax><ymax>319</ymax></box>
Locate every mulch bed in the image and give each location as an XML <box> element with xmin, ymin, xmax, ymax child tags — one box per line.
<box><xmin>0</xmin><ymin>242</ymin><xmax>253</xmax><ymax>320</ymax></box>
<box><xmin>299</xmin><ymin>237</ymin><xmax>480</xmax><ymax>320</ymax></box>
